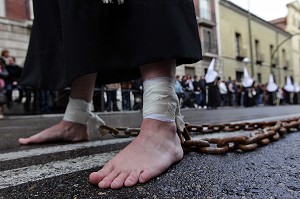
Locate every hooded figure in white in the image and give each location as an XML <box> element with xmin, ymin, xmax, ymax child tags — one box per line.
<box><xmin>283</xmin><ymin>76</ymin><xmax>294</xmax><ymax>104</ymax></box>
<box><xmin>242</xmin><ymin>67</ymin><xmax>254</xmax><ymax>88</ymax></box>
<box><xmin>284</xmin><ymin>76</ymin><xmax>294</xmax><ymax>92</ymax></box>
<box><xmin>205</xmin><ymin>58</ymin><xmax>221</xmax><ymax>108</ymax></box>
<box><xmin>266</xmin><ymin>74</ymin><xmax>278</xmax><ymax>92</ymax></box>
<box><xmin>294</xmin><ymin>83</ymin><xmax>300</xmax><ymax>93</ymax></box>
<box><xmin>242</xmin><ymin>67</ymin><xmax>255</xmax><ymax>107</ymax></box>
<box><xmin>293</xmin><ymin>82</ymin><xmax>300</xmax><ymax>104</ymax></box>
<box><xmin>266</xmin><ymin>74</ymin><xmax>278</xmax><ymax>106</ymax></box>
<box><xmin>205</xmin><ymin>58</ymin><xmax>218</xmax><ymax>84</ymax></box>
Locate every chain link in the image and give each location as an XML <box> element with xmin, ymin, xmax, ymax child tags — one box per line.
<box><xmin>99</xmin><ymin>117</ymin><xmax>300</xmax><ymax>154</ymax></box>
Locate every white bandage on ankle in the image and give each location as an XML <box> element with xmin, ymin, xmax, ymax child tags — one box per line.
<box><xmin>143</xmin><ymin>77</ymin><xmax>185</xmax><ymax>132</ymax></box>
<box><xmin>63</xmin><ymin>97</ymin><xmax>105</xmax><ymax>135</ymax></box>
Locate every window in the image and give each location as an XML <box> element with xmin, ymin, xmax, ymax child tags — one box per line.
<box><xmin>235</xmin><ymin>33</ymin><xmax>242</xmax><ymax>56</ymax></box>
<box><xmin>282</xmin><ymin>49</ymin><xmax>286</xmax><ymax>66</ymax></box>
<box><xmin>255</xmin><ymin>40</ymin><xmax>260</xmax><ymax>59</ymax></box>
<box><xmin>185</xmin><ymin>66</ymin><xmax>195</xmax><ymax>77</ymax></box>
<box><xmin>270</xmin><ymin>44</ymin><xmax>274</xmax><ymax>57</ymax></box>
<box><xmin>200</xmin><ymin>0</ymin><xmax>212</xmax><ymax>21</ymax></box>
<box><xmin>236</xmin><ymin>71</ymin><xmax>243</xmax><ymax>82</ymax></box>
<box><xmin>270</xmin><ymin>44</ymin><xmax>276</xmax><ymax>65</ymax></box>
<box><xmin>0</xmin><ymin>0</ymin><xmax>5</xmax><ymax>17</ymax></box>
<box><xmin>203</xmin><ymin>27</ymin><xmax>216</xmax><ymax>54</ymax></box>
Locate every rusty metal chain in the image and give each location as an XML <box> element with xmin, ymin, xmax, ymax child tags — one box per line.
<box><xmin>99</xmin><ymin>117</ymin><xmax>300</xmax><ymax>155</ymax></box>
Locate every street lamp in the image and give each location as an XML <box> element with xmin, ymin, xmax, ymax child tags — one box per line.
<box><xmin>243</xmin><ymin>57</ymin><xmax>251</xmax><ymax>65</ymax></box>
<box><xmin>247</xmin><ymin>0</ymin><xmax>254</xmax><ymax>79</ymax></box>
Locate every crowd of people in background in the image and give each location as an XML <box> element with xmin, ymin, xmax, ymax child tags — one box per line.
<box><xmin>0</xmin><ymin>49</ymin><xmax>23</xmax><ymax>118</ymax></box>
<box><xmin>175</xmin><ymin>74</ymin><xmax>300</xmax><ymax>110</ymax></box>
<box><xmin>0</xmin><ymin>49</ymin><xmax>146</xmax><ymax>117</ymax></box>
<box><xmin>1</xmin><ymin>49</ymin><xmax>300</xmax><ymax>118</ymax></box>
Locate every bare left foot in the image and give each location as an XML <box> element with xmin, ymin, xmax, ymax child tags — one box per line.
<box><xmin>89</xmin><ymin>118</ymin><xmax>183</xmax><ymax>189</ymax></box>
<box><xmin>18</xmin><ymin>120</ymin><xmax>88</xmax><ymax>145</ymax></box>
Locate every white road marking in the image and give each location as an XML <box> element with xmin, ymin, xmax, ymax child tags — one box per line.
<box><xmin>0</xmin><ymin>151</ymin><xmax>118</xmax><ymax>189</ymax></box>
<box><xmin>0</xmin><ymin>138</ymin><xmax>133</xmax><ymax>162</ymax></box>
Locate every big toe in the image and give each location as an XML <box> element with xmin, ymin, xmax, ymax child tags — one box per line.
<box><xmin>89</xmin><ymin>172</ymin><xmax>104</xmax><ymax>185</ymax></box>
<box><xmin>18</xmin><ymin>138</ymin><xmax>32</xmax><ymax>145</ymax></box>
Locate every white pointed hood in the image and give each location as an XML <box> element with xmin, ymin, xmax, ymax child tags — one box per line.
<box><xmin>205</xmin><ymin>58</ymin><xmax>218</xmax><ymax>83</ymax></box>
<box><xmin>284</xmin><ymin>76</ymin><xmax>294</xmax><ymax>92</ymax></box>
<box><xmin>266</xmin><ymin>74</ymin><xmax>278</xmax><ymax>92</ymax></box>
<box><xmin>294</xmin><ymin>82</ymin><xmax>300</xmax><ymax>92</ymax></box>
<box><xmin>242</xmin><ymin>67</ymin><xmax>254</xmax><ymax>88</ymax></box>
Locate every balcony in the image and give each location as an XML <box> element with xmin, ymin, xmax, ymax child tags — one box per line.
<box><xmin>198</xmin><ymin>9</ymin><xmax>215</xmax><ymax>27</ymax></box>
<box><xmin>202</xmin><ymin>41</ymin><xmax>218</xmax><ymax>56</ymax></box>
<box><xmin>256</xmin><ymin>53</ymin><xmax>264</xmax><ymax>65</ymax></box>
<box><xmin>236</xmin><ymin>48</ymin><xmax>247</xmax><ymax>61</ymax></box>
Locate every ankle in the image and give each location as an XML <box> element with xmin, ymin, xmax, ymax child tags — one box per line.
<box><xmin>59</xmin><ymin>120</ymin><xmax>88</xmax><ymax>137</ymax></box>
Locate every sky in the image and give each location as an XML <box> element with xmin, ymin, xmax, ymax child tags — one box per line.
<box><xmin>228</xmin><ymin>0</ymin><xmax>297</xmax><ymax>21</ymax></box>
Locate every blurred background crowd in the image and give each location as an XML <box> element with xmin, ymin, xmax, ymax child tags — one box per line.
<box><xmin>1</xmin><ymin>49</ymin><xmax>299</xmax><ymax>119</ymax></box>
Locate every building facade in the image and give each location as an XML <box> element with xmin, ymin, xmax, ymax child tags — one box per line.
<box><xmin>219</xmin><ymin>0</ymin><xmax>293</xmax><ymax>87</ymax></box>
<box><xmin>0</xmin><ymin>0</ymin><xmax>33</xmax><ymax>65</ymax></box>
<box><xmin>271</xmin><ymin>1</ymin><xmax>300</xmax><ymax>85</ymax></box>
<box><xmin>0</xmin><ymin>0</ymin><xmax>298</xmax><ymax>87</ymax></box>
<box><xmin>177</xmin><ymin>0</ymin><xmax>220</xmax><ymax>79</ymax></box>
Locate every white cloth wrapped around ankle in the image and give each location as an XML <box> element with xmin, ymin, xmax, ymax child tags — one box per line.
<box><xmin>63</xmin><ymin>97</ymin><xmax>105</xmax><ymax>135</ymax></box>
<box><xmin>143</xmin><ymin>77</ymin><xmax>185</xmax><ymax>132</ymax></box>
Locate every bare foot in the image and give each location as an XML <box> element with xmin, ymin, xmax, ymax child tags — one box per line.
<box><xmin>89</xmin><ymin>118</ymin><xmax>183</xmax><ymax>189</ymax></box>
<box><xmin>18</xmin><ymin>120</ymin><xmax>88</xmax><ymax>145</ymax></box>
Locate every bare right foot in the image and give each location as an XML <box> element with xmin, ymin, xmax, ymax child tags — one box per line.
<box><xmin>18</xmin><ymin>120</ymin><xmax>88</xmax><ymax>145</ymax></box>
<box><xmin>89</xmin><ymin>119</ymin><xmax>183</xmax><ymax>189</ymax></box>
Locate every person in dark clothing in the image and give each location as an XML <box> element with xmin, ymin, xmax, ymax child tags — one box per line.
<box><xmin>0</xmin><ymin>58</ymin><xmax>8</xmax><ymax>118</ymax></box>
<box><xmin>198</xmin><ymin>75</ymin><xmax>207</xmax><ymax>109</ymax></box>
<box><xmin>181</xmin><ymin>75</ymin><xmax>194</xmax><ymax>108</ymax></box>
<box><xmin>207</xmin><ymin>77</ymin><xmax>221</xmax><ymax>109</ymax></box>
<box><xmin>283</xmin><ymin>76</ymin><xmax>294</xmax><ymax>105</ymax></box>
<box><xmin>242</xmin><ymin>68</ymin><xmax>255</xmax><ymax>107</ymax></box>
<box><xmin>294</xmin><ymin>85</ymin><xmax>300</xmax><ymax>104</ymax></box>
<box><xmin>193</xmin><ymin>75</ymin><xmax>202</xmax><ymax>108</ymax></box>
<box><xmin>131</xmin><ymin>78</ymin><xmax>143</xmax><ymax>110</ymax></box>
<box><xmin>18</xmin><ymin>0</ymin><xmax>202</xmax><ymax>189</ymax></box>
<box><xmin>205</xmin><ymin>59</ymin><xmax>220</xmax><ymax>109</ymax></box>
<box><xmin>266</xmin><ymin>74</ymin><xmax>278</xmax><ymax>106</ymax></box>
<box><xmin>120</xmin><ymin>81</ymin><xmax>132</xmax><ymax>111</ymax></box>
<box><xmin>5</xmin><ymin>57</ymin><xmax>23</xmax><ymax>107</ymax></box>
<box><xmin>243</xmin><ymin>83</ymin><xmax>256</xmax><ymax>107</ymax></box>
<box><xmin>105</xmin><ymin>83</ymin><xmax>120</xmax><ymax>112</ymax></box>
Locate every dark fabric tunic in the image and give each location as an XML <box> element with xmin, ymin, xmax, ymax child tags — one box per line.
<box><xmin>21</xmin><ymin>0</ymin><xmax>202</xmax><ymax>90</ymax></box>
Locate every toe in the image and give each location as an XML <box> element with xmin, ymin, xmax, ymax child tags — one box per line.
<box><xmin>124</xmin><ymin>171</ymin><xmax>139</xmax><ymax>187</ymax></box>
<box><xmin>89</xmin><ymin>164</ymin><xmax>113</xmax><ymax>185</ymax></box>
<box><xmin>18</xmin><ymin>138</ymin><xmax>29</xmax><ymax>145</ymax></box>
<box><xmin>111</xmin><ymin>171</ymin><xmax>130</xmax><ymax>189</ymax></box>
<box><xmin>89</xmin><ymin>172</ymin><xmax>104</xmax><ymax>185</ymax></box>
<box><xmin>139</xmin><ymin>169</ymin><xmax>153</xmax><ymax>184</ymax></box>
<box><xmin>19</xmin><ymin>137</ymin><xmax>36</xmax><ymax>145</ymax></box>
<box><xmin>98</xmin><ymin>170</ymin><xmax>120</xmax><ymax>189</ymax></box>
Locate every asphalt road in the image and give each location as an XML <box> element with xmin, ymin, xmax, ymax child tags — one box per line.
<box><xmin>0</xmin><ymin>105</ymin><xmax>300</xmax><ymax>198</ymax></box>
